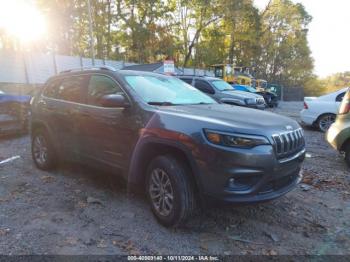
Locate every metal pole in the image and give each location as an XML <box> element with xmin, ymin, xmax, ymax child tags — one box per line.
<box><xmin>87</xmin><ymin>0</ymin><xmax>95</xmax><ymax>66</ymax></box>
<box><xmin>52</xmin><ymin>53</ymin><xmax>58</xmax><ymax>74</ymax></box>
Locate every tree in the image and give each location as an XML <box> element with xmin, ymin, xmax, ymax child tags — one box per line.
<box><xmin>221</xmin><ymin>0</ymin><xmax>260</xmax><ymax>66</ymax></box>
<box><xmin>115</xmin><ymin>0</ymin><xmax>175</xmax><ymax>63</ymax></box>
<box><xmin>172</xmin><ymin>0</ymin><xmax>222</xmax><ymax>67</ymax></box>
<box><xmin>258</xmin><ymin>0</ymin><xmax>314</xmax><ymax>87</ymax></box>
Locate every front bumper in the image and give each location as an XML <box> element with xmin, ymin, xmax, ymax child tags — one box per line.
<box><xmin>247</xmin><ymin>103</ymin><xmax>266</xmax><ymax>110</ymax></box>
<box><xmin>196</xmin><ymin>144</ymin><xmax>305</xmax><ymax>204</ymax></box>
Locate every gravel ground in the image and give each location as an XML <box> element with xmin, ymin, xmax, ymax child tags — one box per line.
<box><xmin>0</xmin><ymin>102</ymin><xmax>349</xmax><ymax>255</ymax></box>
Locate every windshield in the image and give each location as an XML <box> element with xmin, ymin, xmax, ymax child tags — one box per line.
<box><xmin>211</xmin><ymin>80</ymin><xmax>234</xmax><ymax>91</ymax></box>
<box><xmin>124</xmin><ymin>75</ymin><xmax>216</xmax><ymax>105</ymax></box>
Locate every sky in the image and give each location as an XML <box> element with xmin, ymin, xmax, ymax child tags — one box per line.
<box><xmin>254</xmin><ymin>0</ymin><xmax>350</xmax><ymax>77</ymax></box>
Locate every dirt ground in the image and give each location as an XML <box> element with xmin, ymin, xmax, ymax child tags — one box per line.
<box><xmin>0</xmin><ymin>102</ymin><xmax>349</xmax><ymax>255</ymax></box>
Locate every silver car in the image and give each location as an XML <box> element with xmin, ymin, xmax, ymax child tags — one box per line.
<box><xmin>178</xmin><ymin>76</ymin><xmax>266</xmax><ymax>109</ymax></box>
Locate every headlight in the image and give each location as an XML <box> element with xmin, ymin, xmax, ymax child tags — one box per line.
<box><xmin>204</xmin><ymin>129</ymin><xmax>270</xmax><ymax>148</ymax></box>
<box><xmin>244</xmin><ymin>98</ymin><xmax>256</xmax><ymax>105</ymax></box>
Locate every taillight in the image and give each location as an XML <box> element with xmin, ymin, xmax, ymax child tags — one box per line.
<box><xmin>339</xmin><ymin>99</ymin><xmax>350</xmax><ymax>114</ymax></box>
<box><xmin>303</xmin><ymin>102</ymin><xmax>308</xmax><ymax>109</ymax></box>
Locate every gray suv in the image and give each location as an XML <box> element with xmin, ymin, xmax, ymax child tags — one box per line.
<box><xmin>179</xmin><ymin>76</ymin><xmax>266</xmax><ymax>109</ymax></box>
<box><xmin>31</xmin><ymin>67</ymin><xmax>305</xmax><ymax>227</ymax></box>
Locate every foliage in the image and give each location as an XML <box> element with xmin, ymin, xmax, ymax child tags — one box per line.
<box><xmin>258</xmin><ymin>0</ymin><xmax>313</xmax><ymax>87</ymax></box>
<box><xmin>304</xmin><ymin>72</ymin><xmax>350</xmax><ymax>96</ymax></box>
<box><xmin>0</xmin><ymin>0</ymin><xmax>317</xmax><ymax>88</ymax></box>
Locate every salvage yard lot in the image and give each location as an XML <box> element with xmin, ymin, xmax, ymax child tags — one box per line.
<box><xmin>0</xmin><ymin>102</ymin><xmax>349</xmax><ymax>255</ymax></box>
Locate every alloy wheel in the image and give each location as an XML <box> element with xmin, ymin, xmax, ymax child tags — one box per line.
<box><xmin>319</xmin><ymin>115</ymin><xmax>335</xmax><ymax>132</ymax></box>
<box><xmin>149</xmin><ymin>168</ymin><xmax>174</xmax><ymax>217</ymax></box>
<box><xmin>33</xmin><ymin>134</ymin><xmax>48</xmax><ymax>166</ymax></box>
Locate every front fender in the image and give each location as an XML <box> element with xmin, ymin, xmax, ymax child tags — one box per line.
<box><xmin>127</xmin><ymin>135</ymin><xmax>203</xmax><ymax>193</ymax></box>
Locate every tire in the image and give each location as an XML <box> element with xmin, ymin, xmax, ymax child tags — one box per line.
<box><xmin>317</xmin><ymin>114</ymin><xmax>336</xmax><ymax>132</ymax></box>
<box><xmin>31</xmin><ymin>128</ymin><xmax>56</xmax><ymax>170</ymax></box>
<box><xmin>146</xmin><ymin>155</ymin><xmax>196</xmax><ymax>227</ymax></box>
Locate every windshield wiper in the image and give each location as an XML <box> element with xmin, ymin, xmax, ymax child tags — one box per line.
<box><xmin>148</xmin><ymin>101</ymin><xmax>176</xmax><ymax>106</ymax></box>
<box><xmin>223</xmin><ymin>88</ymin><xmax>234</xmax><ymax>91</ymax></box>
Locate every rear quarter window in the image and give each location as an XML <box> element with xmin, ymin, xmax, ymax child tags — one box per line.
<box><xmin>55</xmin><ymin>75</ymin><xmax>88</xmax><ymax>103</ymax></box>
<box><xmin>179</xmin><ymin>78</ymin><xmax>193</xmax><ymax>85</ymax></box>
<box><xmin>336</xmin><ymin>92</ymin><xmax>345</xmax><ymax>102</ymax></box>
<box><xmin>43</xmin><ymin>78</ymin><xmax>62</xmax><ymax>98</ymax></box>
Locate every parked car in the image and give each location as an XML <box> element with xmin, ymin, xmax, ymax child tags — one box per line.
<box><xmin>232</xmin><ymin>84</ymin><xmax>257</xmax><ymax>93</ymax></box>
<box><xmin>31</xmin><ymin>67</ymin><xmax>306</xmax><ymax>227</ymax></box>
<box><xmin>0</xmin><ymin>89</ymin><xmax>31</xmax><ymax>135</ymax></box>
<box><xmin>300</xmin><ymin>88</ymin><xmax>347</xmax><ymax>132</ymax></box>
<box><xmin>233</xmin><ymin>84</ymin><xmax>279</xmax><ymax>108</ymax></box>
<box><xmin>178</xmin><ymin>76</ymin><xmax>266</xmax><ymax>109</ymax></box>
<box><xmin>327</xmin><ymin>88</ymin><xmax>350</xmax><ymax>166</ymax></box>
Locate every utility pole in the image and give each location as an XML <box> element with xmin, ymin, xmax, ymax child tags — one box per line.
<box><xmin>87</xmin><ymin>0</ymin><xmax>95</xmax><ymax>65</ymax></box>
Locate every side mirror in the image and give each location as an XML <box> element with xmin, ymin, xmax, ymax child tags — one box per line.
<box><xmin>100</xmin><ymin>94</ymin><xmax>130</xmax><ymax>108</ymax></box>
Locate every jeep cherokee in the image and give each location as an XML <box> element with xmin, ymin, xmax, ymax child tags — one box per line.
<box><xmin>30</xmin><ymin>67</ymin><xmax>305</xmax><ymax>227</ymax></box>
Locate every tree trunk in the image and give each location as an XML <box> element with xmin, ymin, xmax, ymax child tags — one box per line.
<box><xmin>228</xmin><ymin>30</ymin><xmax>235</xmax><ymax>64</ymax></box>
<box><xmin>106</xmin><ymin>0</ymin><xmax>111</xmax><ymax>59</ymax></box>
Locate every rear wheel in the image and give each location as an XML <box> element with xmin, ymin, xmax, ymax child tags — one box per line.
<box><xmin>31</xmin><ymin>129</ymin><xmax>56</xmax><ymax>170</ymax></box>
<box><xmin>317</xmin><ymin>114</ymin><xmax>336</xmax><ymax>132</ymax></box>
<box><xmin>146</xmin><ymin>155</ymin><xmax>196</xmax><ymax>227</ymax></box>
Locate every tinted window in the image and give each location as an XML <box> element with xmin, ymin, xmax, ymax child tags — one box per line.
<box><xmin>214</xmin><ymin>67</ymin><xmax>223</xmax><ymax>78</ymax></box>
<box><xmin>43</xmin><ymin>78</ymin><xmax>62</xmax><ymax>98</ymax></box>
<box><xmin>336</xmin><ymin>92</ymin><xmax>345</xmax><ymax>102</ymax></box>
<box><xmin>194</xmin><ymin>80</ymin><xmax>214</xmax><ymax>94</ymax></box>
<box><xmin>56</xmin><ymin>75</ymin><xmax>86</xmax><ymax>103</ymax></box>
<box><xmin>87</xmin><ymin>75</ymin><xmax>123</xmax><ymax>106</ymax></box>
<box><xmin>179</xmin><ymin>78</ymin><xmax>193</xmax><ymax>85</ymax></box>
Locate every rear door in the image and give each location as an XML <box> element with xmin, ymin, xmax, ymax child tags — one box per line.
<box><xmin>41</xmin><ymin>75</ymin><xmax>89</xmax><ymax>158</ymax></box>
<box><xmin>78</xmin><ymin>74</ymin><xmax>138</xmax><ymax>171</ymax></box>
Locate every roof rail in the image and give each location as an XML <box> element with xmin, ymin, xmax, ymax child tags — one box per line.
<box><xmin>59</xmin><ymin>65</ymin><xmax>117</xmax><ymax>74</ymax></box>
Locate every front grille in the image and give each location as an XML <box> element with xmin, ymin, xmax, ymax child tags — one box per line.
<box><xmin>257</xmin><ymin>98</ymin><xmax>265</xmax><ymax>105</ymax></box>
<box><xmin>272</xmin><ymin>128</ymin><xmax>305</xmax><ymax>158</ymax></box>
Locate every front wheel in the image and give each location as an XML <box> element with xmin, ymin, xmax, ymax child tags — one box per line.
<box><xmin>317</xmin><ymin>114</ymin><xmax>336</xmax><ymax>132</ymax></box>
<box><xmin>146</xmin><ymin>155</ymin><xmax>196</xmax><ymax>227</ymax></box>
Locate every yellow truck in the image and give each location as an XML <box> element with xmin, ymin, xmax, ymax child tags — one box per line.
<box><xmin>254</xmin><ymin>79</ymin><xmax>268</xmax><ymax>92</ymax></box>
<box><xmin>210</xmin><ymin>64</ymin><xmax>253</xmax><ymax>85</ymax></box>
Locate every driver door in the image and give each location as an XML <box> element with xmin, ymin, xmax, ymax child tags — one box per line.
<box><xmin>78</xmin><ymin>74</ymin><xmax>137</xmax><ymax>170</ymax></box>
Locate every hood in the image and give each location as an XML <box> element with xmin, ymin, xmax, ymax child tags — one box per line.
<box><xmin>0</xmin><ymin>94</ymin><xmax>31</xmax><ymax>103</ymax></box>
<box><xmin>222</xmin><ymin>90</ymin><xmax>263</xmax><ymax>99</ymax></box>
<box><xmin>155</xmin><ymin>103</ymin><xmax>299</xmax><ymax>137</ymax></box>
